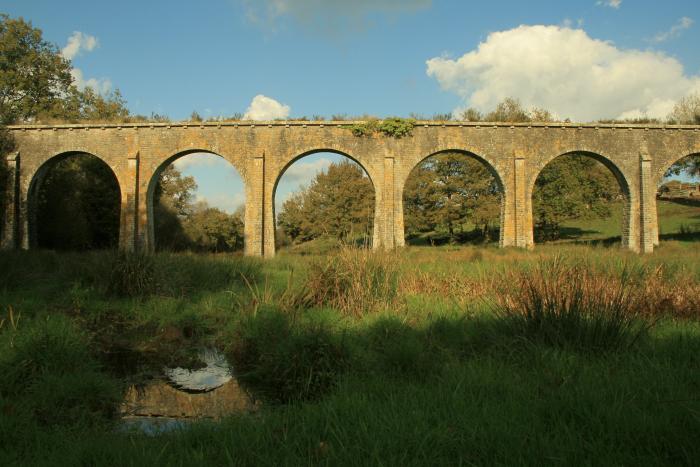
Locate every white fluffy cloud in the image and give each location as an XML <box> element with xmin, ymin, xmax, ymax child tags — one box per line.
<box><xmin>61</xmin><ymin>31</ymin><xmax>111</xmax><ymax>94</ymax></box>
<box><xmin>173</xmin><ymin>153</ymin><xmax>226</xmax><ymax>170</ymax></box>
<box><xmin>426</xmin><ymin>25</ymin><xmax>700</xmax><ymax>122</ymax></box>
<box><xmin>61</xmin><ymin>31</ymin><xmax>98</xmax><ymax>60</ymax></box>
<box><xmin>281</xmin><ymin>157</ymin><xmax>332</xmax><ymax>186</ymax></box>
<box><xmin>597</xmin><ymin>0</ymin><xmax>622</xmax><ymax>9</ymax></box>
<box><xmin>243</xmin><ymin>95</ymin><xmax>291</xmax><ymax>120</ymax></box>
<box><xmin>195</xmin><ymin>192</ymin><xmax>245</xmax><ymax>214</ymax></box>
<box><xmin>69</xmin><ymin>68</ymin><xmax>111</xmax><ymax>94</ymax></box>
<box><xmin>651</xmin><ymin>17</ymin><xmax>694</xmax><ymax>43</ymax></box>
<box><xmin>244</xmin><ymin>0</ymin><xmax>430</xmax><ymax>33</ymax></box>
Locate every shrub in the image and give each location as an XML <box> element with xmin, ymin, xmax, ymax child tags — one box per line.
<box><xmin>107</xmin><ymin>251</ymin><xmax>156</xmax><ymax>297</ymax></box>
<box><xmin>363</xmin><ymin>317</ymin><xmax>443</xmax><ymax>378</ymax></box>
<box><xmin>345</xmin><ymin>118</ymin><xmax>415</xmax><ymax>138</ymax></box>
<box><xmin>491</xmin><ymin>257</ymin><xmax>651</xmax><ymax>351</ymax></box>
<box><xmin>301</xmin><ymin>248</ymin><xmax>399</xmax><ymax>316</ymax></box>
<box><xmin>228</xmin><ymin>309</ymin><xmax>348</xmax><ymax>403</ymax></box>
<box><xmin>0</xmin><ymin>315</ymin><xmax>119</xmax><ymax>430</ymax></box>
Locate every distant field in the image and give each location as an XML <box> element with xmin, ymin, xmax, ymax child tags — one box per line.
<box><xmin>559</xmin><ymin>198</ymin><xmax>700</xmax><ymax>243</ymax></box>
<box><xmin>405</xmin><ymin>198</ymin><xmax>700</xmax><ymax>246</ymax></box>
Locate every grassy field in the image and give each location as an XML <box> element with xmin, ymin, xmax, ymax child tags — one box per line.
<box><xmin>559</xmin><ymin>198</ymin><xmax>700</xmax><ymax>243</ymax></box>
<box><xmin>0</xmin><ymin>226</ymin><xmax>699</xmax><ymax>464</ymax></box>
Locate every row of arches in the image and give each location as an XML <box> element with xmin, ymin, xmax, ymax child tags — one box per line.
<box><xmin>23</xmin><ymin>147</ymin><xmax>699</xmax><ymax>252</ymax></box>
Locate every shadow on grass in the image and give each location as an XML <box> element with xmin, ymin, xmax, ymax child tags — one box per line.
<box><xmin>406</xmin><ymin>229</ymin><xmax>500</xmax><ymax>246</ymax></box>
<box><xmin>658</xmin><ymin>196</ymin><xmax>700</xmax><ymax>208</ymax></box>
<box><xmin>659</xmin><ymin>232</ymin><xmax>700</xmax><ymax>242</ymax></box>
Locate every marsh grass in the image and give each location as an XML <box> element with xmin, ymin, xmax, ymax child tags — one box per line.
<box><xmin>301</xmin><ymin>247</ymin><xmax>399</xmax><ymax>316</ymax></box>
<box><xmin>0</xmin><ymin>314</ymin><xmax>120</xmax><ymax>435</ymax></box>
<box><xmin>0</xmin><ymin>245</ymin><xmax>699</xmax><ymax>465</ymax></box>
<box><xmin>491</xmin><ymin>257</ymin><xmax>653</xmax><ymax>350</ymax></box>
<box><xmin>227</xmin><ymin>308</ymin><xmax>349</xmax><ymax>403</ymax></box>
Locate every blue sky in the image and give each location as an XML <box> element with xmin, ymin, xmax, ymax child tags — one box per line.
<box><xmin>4</xmin><ymin>0</ymin><xmax>700</xmax><ymax>212</ymax></box>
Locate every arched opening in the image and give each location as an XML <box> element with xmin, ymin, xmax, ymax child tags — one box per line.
<box><xmin>147</xmin><ymin>151</ymin><xmax>246</xmax><ymax>253</ymax></box>
<box><xmin>402</xmin><ymin>150</ymin><xmax>503</xmax><ymax>246</ymax></box>
<box><xmin>29</xmin><ymin>152</ymin><xmax>120</xmax><ymax>250</ymax></box>
<box><xmin>273</xmin><ymin>151</ymin><xmax>375</xmax><ymax>252</ymax></box>
<box><xmin>531</xmin><ymin>152</ymin><xmax>628</xmax><ymax>245</ymax></box>
<box><xmin>656</xmin><ymin>153</ymin><xmax>700</xmax><ymax>242</ymax></box>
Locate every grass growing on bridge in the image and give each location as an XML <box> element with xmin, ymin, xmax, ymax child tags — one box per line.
<box><xmin>0</xmin><ymin>242</ymin><xmax>699</xmax><ymax>465</ymax></box>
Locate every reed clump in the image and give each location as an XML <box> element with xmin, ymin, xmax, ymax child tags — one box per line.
<box><xmin>301</xmin><ymin>247</ymin><xmax>399</xmax><ymax>316</ymax></box>
<box><xmin>492</xmin><ymin>257</ymin><xmax>652</xmax><ymax>351</ymax></box>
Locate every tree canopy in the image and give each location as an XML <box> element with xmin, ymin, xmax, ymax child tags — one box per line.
<box><xmin>35</xmin><ymin>154</ymin><xmax>120</xmax><ymax>250</ymax></box>
<box><xmin>403</xmin><ymin>153</ymin><xmax>501</xmax><ymax>243</ymax></box>
<box><xmin>277</xmin><ymin>160</ymin><xmax>374</xmax><ymax>244</ymax></box>
<box><xmin>532</xmin><ymin>154</ymin><xmax>622</xmax><ymax>241</ymax></box>
<box><xmin>153</xmin><ymin>164</ymin><xmax>245</xmax><ymax>252</ymax></box>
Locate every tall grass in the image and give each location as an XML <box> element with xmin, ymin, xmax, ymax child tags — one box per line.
<box><xmin>0</xmin><ymin>313</ymin><xmax>119</xmax><ymax>434</ymax></box>
<box><xmin>491</xmin><ymin>257</ymin><xmax>652</xmax><ymax>350</ymax></box>
<box><xmin>300</xmin><ymin>247</ymin><xmax>399</xmax><ymax>316</ymax></box>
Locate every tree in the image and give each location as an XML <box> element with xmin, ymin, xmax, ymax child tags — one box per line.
<box><xmin>532</xmin><ymin>154</ymin><xmax>621</xmax><ymax>241</ymax></box>
<box><xmin>403</xmin><ymin>153</ymin><xmax>501</xmax><ymax>243</ymax></box>
<box><xmin>277</xmin><ymin>160</ymin><xmax>374</xmax><ymax>244</ymax></box>
<box><xmin>35</xmin><ymin>154</ymin><xmax>120</xmax><ymax>250</ymax></box>
<box><xmin>458</xmin><ymin>97</ymin><xmax>554</xmax><ymax>123</ymax></box>
<box><xmin>668</xmin><ymin>93</ymin><xmax>700</xmax><ymax>125</ymax></box>
<box><xmin>183</xmin><ymin>203</ymin><xmax>244</xmax><ymax>252</ymax></box>
<box><xmin>665</xmin><ymin>94</ymin><xmax>700</xmax><ymax>178</ymax></box>
<box><xmin>152</xmin><ymin>165</ymin><xmax>245</xmax><ymax>252</ymax></box>
<box><xmin>0</xmin><ymin>14</ymin><xmax>130</xmax><ymax>125</ymax></box>
<box><xmin>0</xmin><ymin>14</ymin><xmax>73</xmax><ymax>124</ymax></box>
<box><xmin>54</xmin><ymin>87</ymin><xmax>130</xmax><ymax>122</ymax></box>
<box><xmin>153</xmin><ymin>165</ymin><xmax>197</xmax><ymax>250</ymax></box>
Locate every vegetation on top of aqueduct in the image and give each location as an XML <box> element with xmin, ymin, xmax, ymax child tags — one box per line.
<box><xmin>343</xmin><ymin>117</ymin><xmax>416</xmax><ymax>138</ymax></box>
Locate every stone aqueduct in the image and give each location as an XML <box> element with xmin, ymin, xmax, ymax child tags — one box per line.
<box><xmin>3</xmin><ymin>121</ymin><xmax>700</xmax><ymax>255</ymax></box>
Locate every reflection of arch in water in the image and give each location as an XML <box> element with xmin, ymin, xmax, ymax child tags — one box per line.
<box><xmin>145</xmin><ymin>150</ymin><xmax>246</xmax><ymax>252</ymax></box>
<box><xmin>401</xmin><ymin>149</ymin><xmax>504</xmax><ymax>245</ymax></box>
<box><xmin>529</xmin><ymin>151</ymin><xmax>631</xmax><ymax>246</ymax></box>
<box><xmin>27</xmin><ymin>151</ymin><xmax>121</xmax><ymax>249</ymax></box>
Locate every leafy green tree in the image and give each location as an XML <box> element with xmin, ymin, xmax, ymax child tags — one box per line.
<box><xmin>532</xmin><ymin>154</ymin><xmax>621</xmax><ymax>241</ymax></box>
<box><xmin>0</xmin><ymin>14</ymin><xmax>73</xmax><ymax>124</ymax></box>
<box><xmin>153</xmin><ymin>165</ymin><xmax>197</xmax><ymax>251</ymax></box>
<box><xmin>55</xmin><ymin>87</ymin><xmax>130</xmax><ymax>122</ymax></box>
<box><xmin>277</xmin><ymin>160</ymin><xmax>374</xmax><ymax>244</ymax></box>
<box><xmin>665</xmin><ymin>94</ymin><xmax>700</xmax><ymax>178</ymax></box>
<box><xmin>152</xmin><ymin>166</ymin><xmax>245</xmax><ymax>252</ymax></box>
<box><xmin>458</xmin><ymin>97</ymin><xmax>554</xmax><ymax>123</ymax></box>
<box><xmin>35</xmin><ymin>154</ymin><xmax>120</xmax><ymax>250</ymax></box>
<box><xmin>403</xmin><ymin>153</ymin><xmax>501</xmax><ymax>243</ymax></box>
<box><xmin>183</xmin><ymin>203</ymin><xmax>244</xmax><ymax>252</ymax></box>
<box><xmin>0</xmin><ymin>14</ymin><xmax>130</xmax><ymax>125</ymax></box>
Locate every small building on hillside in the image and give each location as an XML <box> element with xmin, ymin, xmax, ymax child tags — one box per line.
<box><xmin>658</xmin><ymin>180</ymin><xmax>700</xmax><ymax>198</ymax></box>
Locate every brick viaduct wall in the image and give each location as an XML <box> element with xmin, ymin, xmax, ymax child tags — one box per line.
<box><xmin>3</xmin><ymin>121</ymin><xmax>700</xmax><ymax>255</ymax></box>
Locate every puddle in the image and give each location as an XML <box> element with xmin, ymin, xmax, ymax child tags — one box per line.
<box><xmin>163</xmin><ymin>348</ymin><xmax>233</xmax><ymax>392</ymax></box>
<box><xmin>120</xmin><ymin>416</ymin><xmax>191</xmax><ymax>435</ymax></box>
<box><xmin>119</xmin><ymin>349</ymin><xmax>256</xmax><ymax>434</ymax></box>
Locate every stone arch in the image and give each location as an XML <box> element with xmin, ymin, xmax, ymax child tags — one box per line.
<box><xmin>652</xmin><ymin>151</ymin><xmax>700</xmax><ymax>242</ymax></box>
<box><xmin>27</xmin><ymin>151</ymin><xmax>122</xmax><ymax>249</ymax></box>
<box><xmin>400</xmin><ymin>148</ymin><xmax>507</xmax><ymax>247</ymax></box>
<box><xmin>652</xmin><ymin>151</ymin><xmax>700</xmax><ymax>187</ymax></box>
<box><xmin>271</xmin><ymin>148</ymin><xmax>378</xmax><ymax>251</ymax></box>
<box><xmin>145</xmin><ymin>149</ymin><xmax>247</xmax><ymax>252</ymax></box>
<box><xmin>528</xmin><ymin>150</ymin><xmax>633</xmax><ymax>248</ymax></box>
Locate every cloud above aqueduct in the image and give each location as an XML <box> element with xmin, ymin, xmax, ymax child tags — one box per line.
<box><xmin>426</xmin><ymin>24</ymin><xmax>700</xmax><ymax>122</ymax></box>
